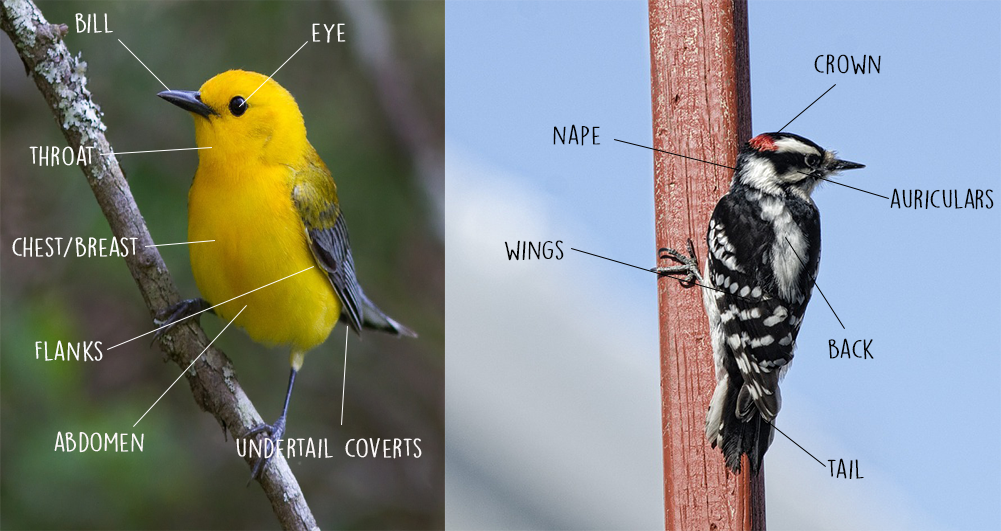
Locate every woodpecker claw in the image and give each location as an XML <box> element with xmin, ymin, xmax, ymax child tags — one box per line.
<box><xmin>655</xmin><ymin>239</ymin><xmax>702</xmax><ymax>288</ymax></box>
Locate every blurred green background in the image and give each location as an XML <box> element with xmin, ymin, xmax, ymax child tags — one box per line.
<box><xmin>1</xmin><ymin>1</ymin><xmax>443</xmax><ymax>529</ymax></box>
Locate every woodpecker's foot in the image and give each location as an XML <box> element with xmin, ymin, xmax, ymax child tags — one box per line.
<box><xmin>246</xmin><ymin>415</ymin><xmax>286</xmax><ymax>481</ymax></box>
<box><xmin>152</xmin><ymin>298</ymin><xmax>213</xmax><ymax>343</ymax></box>
<box><xmin>654</xmin><ymin>239</ymin><xmax>702</xmax><ymax>287</ymax></box>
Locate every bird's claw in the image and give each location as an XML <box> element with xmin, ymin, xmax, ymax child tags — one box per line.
<box><xmin>654</xmin><ymin>238</ymin><xmax>702</xmax><ymax>288</ymax></box>
<box><xmin>151</xmin><ymin>298</ymin><xmax>212</xmax><ymax>345</ymax></box>
<box><xmin>247</xmin><ymin>416</ymin><xmax>286</xmax><ymax>482</ymax></box>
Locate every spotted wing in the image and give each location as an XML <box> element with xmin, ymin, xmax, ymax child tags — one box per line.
<box><xmin>292</xmin><ymin>154</ymin><xmax>364</xmax><ymax>335</ymax></box>
<box><xmin>706</xmin><ymin>194</ymin><xmax>809</xmax><ymax>421</ymax></box>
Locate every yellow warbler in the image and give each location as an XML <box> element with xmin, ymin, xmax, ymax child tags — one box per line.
<box><xmin>157</xmin><ymin>70</ymin><xmax>415</xmax><ymax>479</ymax></box>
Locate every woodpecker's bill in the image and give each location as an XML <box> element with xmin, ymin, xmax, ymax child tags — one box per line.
<box><xmin>656</xmin><ymin>132</ymin><xmax>864</xmax><ymax>475</ymax></box>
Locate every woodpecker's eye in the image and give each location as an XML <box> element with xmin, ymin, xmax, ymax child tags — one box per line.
<box><xmin>805</xmin><ymin>154</ymin><xmax>820</xmax><ymax>168</ymax></box>
<box><xmin>229</xmin><ymin>96</ymin><xmax>247</xmax><ymax>117</ymax></box>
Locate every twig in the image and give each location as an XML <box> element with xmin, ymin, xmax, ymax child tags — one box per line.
<box><xmin>0</xmin><ymin>1</ymin><xmax>317</xmax><ymax>529</ymax></box>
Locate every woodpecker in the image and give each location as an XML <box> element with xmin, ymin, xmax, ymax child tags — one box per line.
<box><xmin>656</xmin><ymin>132</ymin><xmax>864</xmax><ymax>474</ymax></box>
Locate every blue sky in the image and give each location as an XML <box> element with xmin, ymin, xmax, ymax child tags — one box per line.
<box><xmin>446</xmin><ymin>2</ymin><xmax>1000</xmax><ymax>529</ymax></box>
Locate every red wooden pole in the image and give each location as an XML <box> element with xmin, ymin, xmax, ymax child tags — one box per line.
<box><xmin>648</xmin><ymin>1</ymin><xmax>764</xmax><ymax>529</ymax></box>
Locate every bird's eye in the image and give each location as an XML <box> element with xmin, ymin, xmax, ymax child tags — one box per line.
<box><xmin>805</xmin><ymin>154</ymin><xmax>820</xmax><ymax>168</ymax></box>
<box><xmin>229</xmin><ymin>96</ymin><xmax>247</xmax><ymax>117</ymax></box>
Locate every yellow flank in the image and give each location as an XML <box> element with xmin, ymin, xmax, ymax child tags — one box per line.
<box><xmin>185</xmin><ymin>70</ymin><xmax>341</xmax><ymax>353</ymax></box>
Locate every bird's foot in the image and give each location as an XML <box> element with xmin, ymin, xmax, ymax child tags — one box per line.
<box><xmin>653</xmin><ymin>238</ymin><xmax>702</xmax><ymax>288</ymax></box>
<box><xmin>152</xmin><ymin>298</ymin><xmax>212</xmax><ymax>344</ymax></box>
<box><xmin>246</xmin><ymin>415</ymin><xmax>286</xmax><ymax>482</ymax></box>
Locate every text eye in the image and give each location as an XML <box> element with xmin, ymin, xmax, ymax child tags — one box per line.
<box><xmin>229</xmin><ymin>96</ymin><xmax>247</xmax><ymax>117</ymax></box>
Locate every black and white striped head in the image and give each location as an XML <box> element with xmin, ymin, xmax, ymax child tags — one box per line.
<box><xmin>734</xmin><ymin>132</ymin><xmax>864</xmax><ymax>199</ymax></box>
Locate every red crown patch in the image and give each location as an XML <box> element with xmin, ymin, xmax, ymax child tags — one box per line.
<box><xmin>749</xmin><ymin>134</ymin><xmax>778</xmax><ymax>152</ymax></box>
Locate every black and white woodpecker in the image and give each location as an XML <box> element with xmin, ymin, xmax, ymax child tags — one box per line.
<box><xmin>656</xmin><ymin>132</ymin><xmax>864</xmax><ymax>475</ymax></box>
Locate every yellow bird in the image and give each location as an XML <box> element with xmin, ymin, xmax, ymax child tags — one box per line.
<box><xmin>156</xmin><ymin>70</ymin><xmax>416</xmax><ymax>479</ymax></box>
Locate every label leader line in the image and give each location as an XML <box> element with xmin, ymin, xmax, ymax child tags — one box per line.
<box><xmin>613</xmin><ymin>139</ymin><xmax>885</xmax><ymax>200</ymax></box>
<box><xmin>145</xmin><ymin>240</ymin><xmax>215</xmax><ymax>248</ymax></box>
<box><xmin>107</xmin><ymin>266</ymin><xmax>315</xmax><ymax>350</ymax></box>
<box><xmin>573</xmin><ymin>245</ymin><xmax>832</xmax><ymax>467</ymax></box>
<box><xmin>785</xmin><ymin>237</ymin><xmax>845</xmax><ymax>329</ymax></box>
<box><xmin>243</xmin><ymin>41</ymin><xmax>309</xmax><ymax>106</ymax></box>
<box><xmin>133</xmin><ymin>305</ymin><xmax>246</xmax><ymax>428</ymax></box>
<box><xmin>572</xmin><ymin>245</ymin><xmax>831</xmax><ymax>467</ymax></box>
<box><xmin>117</xmin><ymin>38</ymin><xmax>170</xmax><ymax>92</ymax></box>
<box><xmin>778</xmin><ymin>83</ymin><xmax>836</xmax><ymax>132</ymax></box>
<box><xmin>340</xmin><ymin>328</ymin><xmax>349</xmax><ymax>426</ymax></box>
<box><xmin>569</xmin><ymin>247</ymin><xmax>757</xmax><ymax>303</ymax></box>
<box><xmin>102</xmin><ymin>147</ymin><xmax>211</xmax><ymax>157</ymax></box>
<box><xmin>763</xmin><ymin>419</ymin><xmax>826</xmax><ymax>468</ymax></box>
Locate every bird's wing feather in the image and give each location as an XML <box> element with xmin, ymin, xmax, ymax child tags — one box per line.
<box><xmin>707</xmin><ymin>194</ymin><xmax>809</xmax><ymax>421</ymax></box>
<box><xmin>291</xmin><ymin>149</ymin><xmax>364</xmax><ymax>334</ymax></box>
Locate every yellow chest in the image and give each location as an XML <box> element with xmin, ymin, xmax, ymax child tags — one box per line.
<box><xmin>187</xmin><ymin>163</ymin><xmax>340</xmax><ymax>352</ymax></box>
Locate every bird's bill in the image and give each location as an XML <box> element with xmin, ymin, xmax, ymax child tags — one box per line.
<box><xmin>829</xmin><ymin>158</ymin><xmax>865</xmax><ymax>171</ymax></box>
<box><xmin>157</xmin><ymin>90</ymin><xmax>217</xmax><ymax>118</ymax></box>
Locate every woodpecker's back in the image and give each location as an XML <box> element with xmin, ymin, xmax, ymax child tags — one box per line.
<box><xmin>701</xmin><ymin>132</ymin><xmax>864</xmax><ymax>474</ymax></box>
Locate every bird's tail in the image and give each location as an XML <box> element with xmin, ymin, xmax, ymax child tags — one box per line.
<box><xmin>353</xmin><ymin>293</ymin><xmax>418</xmax><ymax>338</ymax></box>
<box><xmin>705</xmin><ymin>373</ymin><xmax>774</xmax><ymax>475</ymax></box>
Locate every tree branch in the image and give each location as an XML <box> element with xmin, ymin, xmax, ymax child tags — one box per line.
<box><xmin>0</xmin><ymin>1</ymin><xmax>317</xmax><ymax>529</ymax></box>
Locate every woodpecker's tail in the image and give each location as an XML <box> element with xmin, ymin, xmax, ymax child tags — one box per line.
<box><xmin>705</xmin><ymin>373</ymin><xmax>774</xmax><ymax>475</ymax></box>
